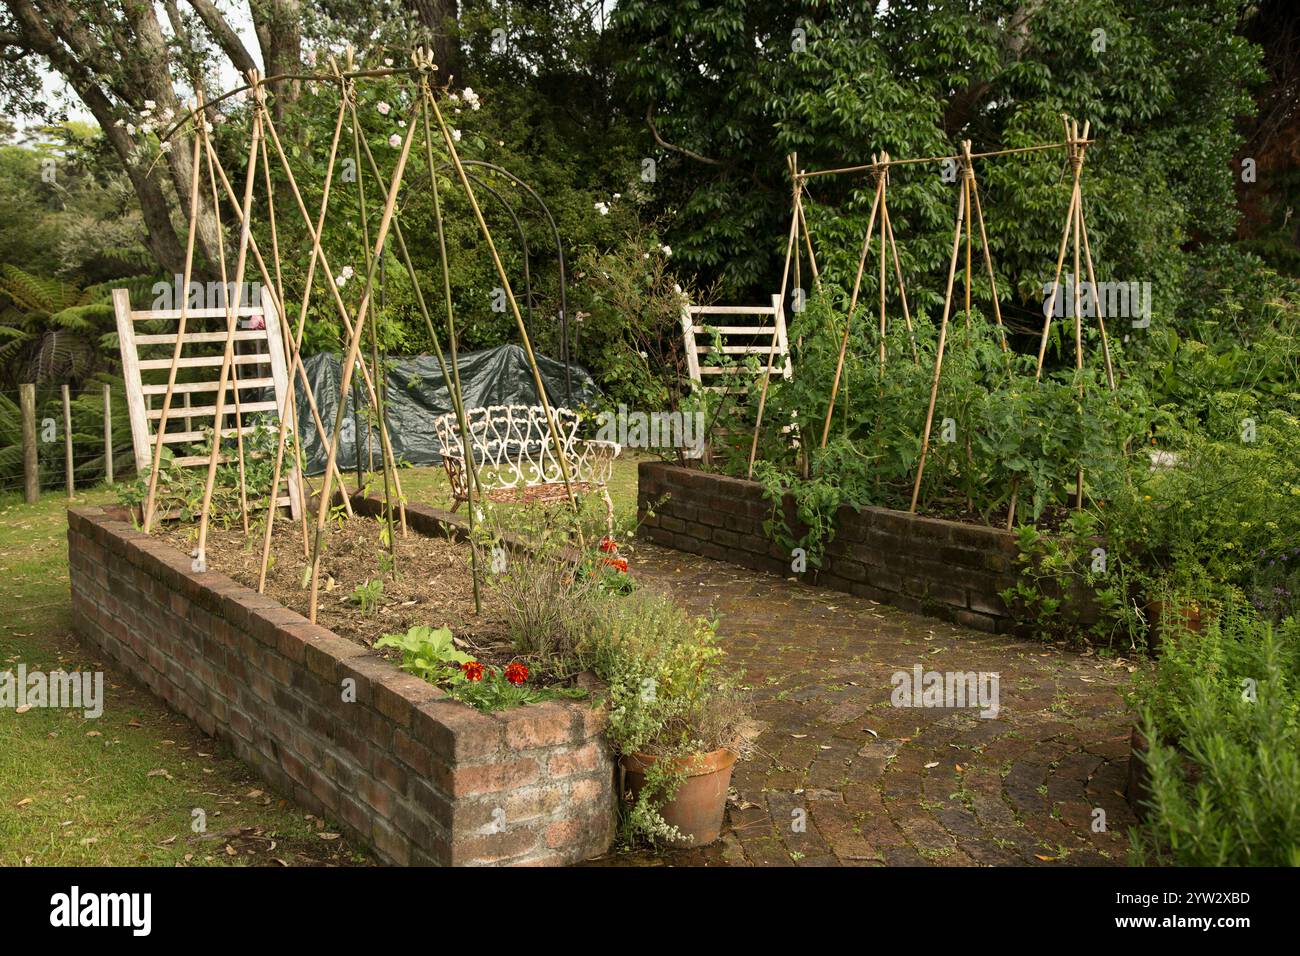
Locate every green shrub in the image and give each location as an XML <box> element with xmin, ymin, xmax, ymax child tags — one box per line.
<box><xmin>1130</xmin><ymin>600</ymin><xmax>1300</xmax><ymax>865</ymax></box>
<box><xmin>575</xmin><ymin>589</ymin><xmax>749</xmax><ymax>844</ymax></box>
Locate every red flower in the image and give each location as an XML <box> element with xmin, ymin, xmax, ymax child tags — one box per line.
<box><xmin>460</xmin><ymin>661</ymin><xmax>485</xmax><ymax>682</ymax></box>
<box><xmin>505</xmin><ymin>662</ymin><xmax>529</xmax><ymax>686</ymax></box>
<box><xmin>599</xmin><ymin>536</ymin><xmax>618</xmax><ymax>553</ymax></box>
<box><xmin>606</xmin><ymin>557</ymin><xmax>629</xmax><ymax>574</ymax></box>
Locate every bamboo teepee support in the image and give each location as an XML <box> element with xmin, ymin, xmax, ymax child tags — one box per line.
<box><xmin>423</xmin><ymin>68</ymin><xmax>585</xmax><ymax>540</ymax></box>
<box><xmin>879</xmin><ymin>161</ymin><xmax>888</xmax><ymax>372</ymax></box>
<box><xmin>254</xmin><ymin>124</ymin><xmax>309</xmax><ymax>587</ymax></box>
<box><xmin>1033</xmin><ymin>120</ymin><xmax>1091</xmax><ymax>380</ymax></box>
<box><xmin>195</xmin><ymin>94</ymin><xmax>262</xmax><ymax>567</ymax></box>
<box><xmin>347</xmin><ymin>87</ymin><xmax>400</xmax><ymax>568</ymax></box>
<box><xmin>795</xmin><ymin>186</ymin><xmax>821</xmax><ymax>290</ymax></box>
<box><xmin>306</xmin><ymin>96</ymin><xmax>421</xmax><ymax>622</ymax></box>
<box><xmin>142</xmin><ymin>101</ymin><xmax>204</xmax><ymax>534</ymax></box>
<box><xmin>200</xmin><ymin>111</ymin><xmax>359</xmax><ymax>523</ymax></box>
<box><xmin>258</xmin><ymin>102</ymin><xmax>408</xmax><ymax>524</ymax></box>
<box><xmin>961</xmin><ymin>140</ymin><xmax>1009</xmax><ymax>354</ymax></box>
<box><xmin>254</xmin><ymin>96</ymin><xmax>332</xmax><ymax>589</ymax></box>
<box><xmin>908</xmin><ymin>164</ymin><xmax>968</xmax><ymax>514</ymax></box>
<box><xmin>746</xmin><ymin>154</ymin><xmax>802</xmax><ymax>479</ymax></box>
<box><xmin>417</xmin><ymin>88</ymin><xmax>483</xmax><ymax>613</ymax></box>
<box><xmin>881</xmin><ymin>197</ymin><xmax>918</xmax><ymax>363</ymax></box>
<box><xmin>818</xmin><ymin>161</ymin><xmax>884</xmax><ymax>450</ymax></box>
<box><xmin>349</xmin><ymin>95</ymin><xmax>485</xmax><ymax>613</ymax></box>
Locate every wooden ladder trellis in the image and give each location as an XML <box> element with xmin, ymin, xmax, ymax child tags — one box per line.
<box><xmin>681</xmin><ymin>295</ymin><xmax>790</xmax><ymax>461</ymax></box>
<box><xmin>113</xmin><ymin>289</ymin><xmax>303</xmax><ymax>521</ymax></box>
<box><xmin>681</xmin><ymin>295</ymin><xmax>791</xmax><ymax>390</ymax></box>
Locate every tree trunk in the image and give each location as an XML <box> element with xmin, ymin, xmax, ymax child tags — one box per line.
<box><xmin>404</xmin><ymin>0</ymin><xmax>460</xmax><ymax>83</ymax></box>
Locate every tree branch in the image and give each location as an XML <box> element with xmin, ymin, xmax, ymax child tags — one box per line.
<box><xmin>645</xmin><ymin>102</ymin><xmax>724</xmax><ymax>166</ymax></box>
<box><xmin>186</xmin><ymin>0</ymin><xmax>257</xmax><ymax>77</ymax></box>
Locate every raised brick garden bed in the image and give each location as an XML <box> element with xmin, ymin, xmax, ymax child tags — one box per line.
<box><xmin>637</xmin><ymin>461</ymin><xmax>1027</xmax><ymax>634</ymax></box>
<box><xmin>67</xmin><ymin>504</ymin><xmax>616</xmax><ymax>866</ymax></box>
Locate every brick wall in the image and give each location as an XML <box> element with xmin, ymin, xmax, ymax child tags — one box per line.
<box><xmin>637</xmin><ymin>461</ymin><xmax>1026</xmax><ymax>634</ymax></box>
<box><xmin>67</xmin><ymin>506</ymin><xmax>616</xmax><ymax>866</ymax></box>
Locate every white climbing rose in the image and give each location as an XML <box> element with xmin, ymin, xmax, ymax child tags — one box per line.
<box><xmin>388</xmin><ymin>133</ymin><xmax>402</xmax><ymax>148</ymax></box>
<box><xmin>377</xmin><ymin>101</ymin><xmax>391</xmax><ymax>116</ymax></box>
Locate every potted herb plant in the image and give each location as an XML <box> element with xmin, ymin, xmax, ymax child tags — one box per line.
<box><xmin>575</xmin><ymin>589</ymin><xmax>749</xmax><ymax>847</ymax></box>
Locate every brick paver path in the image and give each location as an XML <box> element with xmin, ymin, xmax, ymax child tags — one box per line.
<box><xmin>595</xmin><ymin>542</ymin><xmax>1140</xmax><ymax>866</ymax></box>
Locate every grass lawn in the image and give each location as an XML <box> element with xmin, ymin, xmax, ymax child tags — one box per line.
<box><xmin>0</xmin><ymin>454</ymin><xmax>649</xmax><ymax>866</ymax></box>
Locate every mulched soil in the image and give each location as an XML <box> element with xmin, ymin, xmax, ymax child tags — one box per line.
<box><xmin>161</xmin><ymin>515</ymin><xmax>528</xmax><ymax>672</ymax></box>
<box><xmin>923</xmin><ymin>496</ymin><xmax>1077</xmax><ymax>534</ymax></box>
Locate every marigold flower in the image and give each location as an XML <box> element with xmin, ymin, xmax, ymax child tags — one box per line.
<box><xmin>599</xmin><ymin>536</ymin><xmax>618</xmax><ymax>553</ymax></box>
<box><xmin>461</xmin><ymin>661</ymin><xmax>485</xmax><ymax>682</ymax></box>
<box><xmin>505</xmin><ymin>662</ymin><xmax>529</xmax><ymax>686</ymax></box>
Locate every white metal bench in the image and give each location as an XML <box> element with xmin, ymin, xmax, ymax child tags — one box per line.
<box><xmin>432</xmin><ymin>404</ymin><xmax>620</xmax><ymax>531</ymax></box>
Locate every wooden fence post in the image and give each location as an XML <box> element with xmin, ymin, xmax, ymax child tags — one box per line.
<box><xmin>20</xmin><ymin>383</ymin><xmax>37</xmax><ymax>504</ymax></box>
<box><xmin>62</xmin><ymin>384</ymin><xmax>74</xmax><ymax>499</ymax></box>
<box><xmin>103</xmin><ymin>382</ymin><xmax>113</xmax><ymax>486</ymax></box>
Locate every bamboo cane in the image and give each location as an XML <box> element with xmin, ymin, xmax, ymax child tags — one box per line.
<box><xmin>258</xmin><ymin>106</ymin><xmax>407</xmax><ymax>521</ymax></box>
<box><xmin>879</xmin><ymin>158</ymin><xmax>888</xmax><ymax>373</ymax></box>
<box><xmin>306</xmin><ymin>99</ymin><xmax>420</xmax><ymax>622</ymax></box>
<box><xmin>909</xmin><ymin>174</ymin><xmax>967</xmax><ymax>513</ymax></box>
<box><xmin>142</xmin><ymin>103</ymin><xmax>205</xmax><ymax>533</ymax></box>
<box><xmin>203</xmin><ymin>113</ymin><xmax>357</xmax><ymax>522</ymax></box>
<box><xmin>425</xmin><ymin>80</ymin><xmax>583</xmax><ymax>531</ymax></box>
<box><xmin>258</xmin><ymin>128</ymin><xmax>311</xmax><ymax>550</ymax></box>
<box><xmin>1078</xmin><ymin>200</ymin><xmax>1116</xmax><ymax>390</ymax></box>
<box><xmin>418</xmin><ymin>89</ymin><xmax>483</xmax><ymax>612</ymax></box>
<box><xmin>795</xmin><ymin>187</ymin><xmax>821</xmax><ymax>290</ymax></box>
<box><xmin>962</xmin><ymin>140</ymin><xmax>1009</xmax><ymax>354</ymax></box>
<box><xmin>348</xmin><ymin>93</ymin><xmax>399</xmax><ymax>567</ymax></box>
<box><xmin>747</xmin><ymin>154</ymin><xmax>802</xmax><ymax>477</ymax></box>
<box><xmin>1071</xmin><ymin>120</ymin><xmax>1086</xmax><ymax>510</ymax></box>
<box><xmin>1033</xmin><ymin>126</ymin><xmax>1087</xmax><ymax>380</ymax></box>
<box><xmin>256</xmin><ymin>127</ymin><xmax>310</xmax><ymax>554</ymax></box>
<box><xmin>819</xmin><ymin>166</ymin><xmax>885</xmax><ymax>449</ymax></box>
<box><xmin>882</xmin><ymin>198</ymin><xmax>918</xmax><ymax>363</ymax></box>
<box><xmin>195</xmin><ymin>103</ymin><xmax>262</xmax><ymax>565</ymax></box>
<box><xmin>961</xmin><ymin>146</ymin><xmax>975</xmax><ymax>511</ymax></box>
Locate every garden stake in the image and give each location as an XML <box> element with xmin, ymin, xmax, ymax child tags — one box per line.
<box><xmin>418</xmin><ymin>88</ymin><xmax>484</xmax><ymax>612</ymax></box>
<box><xmin>881</xmin><ymin>194</ymin><xmax>918</xmax><ymax>364</ymax></box>
<box><xmin>425</xmin><ymin>75</ymin><xmax>584</xmax><ymax>539</ymax></box>
<box><xmin>1034</xmin><ymin>123</ymin><xmax>1088</xmax><ymax>380</ymax></box>
<box><xmin>306</xmin><ymin>96</ymin><xmax>420</xmax><ymax>623</ymax></box>
<box><xmin>348</xmin><ymin>91</ymin><xmax>399</xmax><ymax>569</ymax></box>
<box><xmin>880</xmin><ymin>159</ymin><xmax>888</xmax><ymax>372</ymax></box>
<box><xmin>909</xmin><ymin>167</ymin><xmax>967</xmax><ymax>513</ymax></box>
<box><xmin>1079</xmin><ymin>199</ymin><xmax>1117</xmax><ymax>390</ymax></box>
<box><xmin>819</xmin><ymin>161</ymin><xmax>884</xmax><ymax>450</ymax></box>
<box><xmin>195</xmin><ymin>97</ymin><xmax>261</xmax><ymax>565</ymax></box>
<box><xmin>748</xmin><ymin>153</ymin><xmax>802</xmax><ymax>478</ymax></box>
<box><xmin>253</xmin><ymin>124</ymin><xmax>309</xmax><ymax>578</ymax></box>
<box><xmin>203</xmin><ymin>106</ymin><xmax>359</xmax><ymax>524</ymax></box>
<box><xmin>258</xmin><ymin>103</ymin><xmax>407</xmax><ymax>523</ymax></box>
<box><xmin>962</xmin><ymin>139</ymin><xmax>1010</xmax><ymax>356</ymax></box>
<box><xmin>142</xmin><ymin>101</ymin><xmax>205</xmax><ymax>533</ymax></box>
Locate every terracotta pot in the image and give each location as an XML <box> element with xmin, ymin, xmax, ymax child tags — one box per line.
<box><xmin>1146</xmin><ymin>599</ymin><xmax>1204</xmax><ymax>654</ymax></box>
<box><xmin>621</xmin><ymin>746</ymin><xmax>737</xmax><ymax>848</ymax></box>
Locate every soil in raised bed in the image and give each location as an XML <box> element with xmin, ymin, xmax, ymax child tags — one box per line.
<box><xmin>160</xmin><ymin>515</ymin><xmax>537</xmax><ymax>675</ymax></box>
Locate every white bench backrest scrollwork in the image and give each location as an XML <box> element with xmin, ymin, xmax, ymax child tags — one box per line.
<box><xmin>432</xmin><ymin>404</ymin><xmax>617</xmax><ymax>502</ymax></box>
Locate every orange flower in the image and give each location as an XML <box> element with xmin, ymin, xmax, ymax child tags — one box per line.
<box><xmin>460</xmin><ymin>661</ymin><xmax>485</xmax><ymax>682</ymax></box>
<box><xmin>505</xmin><ymin>662</ymin><xmax>529</xmax><ymax>685</ymax></box>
